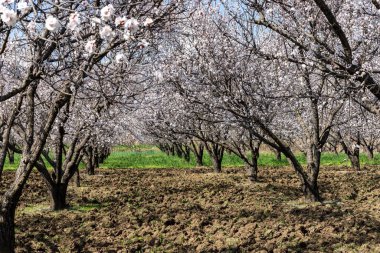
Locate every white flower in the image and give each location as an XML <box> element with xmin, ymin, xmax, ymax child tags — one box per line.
<box><xmin>27</xmin><ymin>20</ymin><xmax>36</xmax><ymax>33</ymax></box>
<box><xmin>45</xmin><ymin>16</ymin><xmax>60</xmax><ymax>32</ymax></box>
<box><xmin>115</xmin><ymin>53</ymin><xmax>126</xmax><ymax>63</ymax></box>
<box><xmin>1</xmin><ymin>9</ymin><xmax>17</xmax><ymax>26</ymax></box>
<box><xmin>138</xmin><ymin>39</ymin><xmax>149</xmax><ymax>48</ymax></box>
<box><xmin>123</xmin><ymin>31</ymin><xmax>131</xmax><ymax>41</ymax></box>
<box><xmin>143</xmin><ymin>17</ymin><xmax>153</xmax><ymax>26</ymax></box>
<box><xmin>100</xmin><ymin>4</ymin><xmax>114</xmax><ymax>21</ymax></box>
<box><xmin>67</xmin><ymin>12</ymin><xmax>81</xmax><ymax>31</ymax></box>
<box><xmin>85</xmin><ymin>40</ymin><xmax>96</xmax><ymax>54</ymax></box>
<box><xmin>91</xmin><ymin>17</ymin><xmax>101</xmax><ymax>27</ymax></box>
<box><xmin>125</xmin><ymin>18</ymin><xmax>139</xmax><ymax>33</ymax></box>
<box><xmin>100</xmin><ymin>25</ymin><xmax>113</xmax><ymax>40</ymax></box>
<box><xmin>115</xmin><ymin>16</ymin><xmax>126</xmax><ymax>27</ymax></box>
<box><xmin>17</xmin><ymin>0</ymin><xmax>28</xmax><ymax>10</ymax></box>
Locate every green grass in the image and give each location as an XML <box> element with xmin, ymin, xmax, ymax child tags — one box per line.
<box><xmin>4</xmin><ymin>145</ymin><xmax>380</xmax><ymax>171</ymax></box>
<box><xmin>99</xmin><ymin>145</ymin><xmax>380</xmax><ymax>169</ymax></box>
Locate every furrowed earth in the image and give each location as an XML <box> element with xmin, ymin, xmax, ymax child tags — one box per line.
<box><xmin>3</xmin><ymin>166</ymin><xmax>380</xmax><ymax>252</ymax></box>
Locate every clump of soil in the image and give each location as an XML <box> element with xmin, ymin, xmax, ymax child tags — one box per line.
<box><xmin>2</xmin><ymin>166</ymin><xmax>379</xmax><ymax>252</ymax></box>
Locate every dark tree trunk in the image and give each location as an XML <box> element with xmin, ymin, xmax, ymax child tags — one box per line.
<box><xmin>0</xmin><ymin>206</ymin><xmax>16</xmax><ymax>253</ymax></box>
<box><xmin>75</xmin><ymin>168</ymin><xmax>80</xmax><ymax>187</ymax></box>
<box><xmin>285</xmin><ymin>152</ymin><xmax>321</xmax><ymax>202</ymax></box>
<box><xmin>7</xmin><ymin>149</ymin><xmax>14</xmax><ymax>164</ymax></box>
<box><xmin>247</xmin><ymin>147</ymin><xmax>259</xmax><ymax>182</ymax></box>
<box><xmin>212</xmin><ymin>156</ymin><xmax>222</xmax><ymax>173</ymax></box>
<box><xmin>87</xmin><ymin>160</ymin><xmax>95</xmax><ymax>175</ymax></box>
<box><xmin>348</xmin><ymin>153</ymin><xmax>360</xmax><ymax>171</ymax></box>
<box><xmin>175</xmin><ymin>144</ymin><xmax>183</xmax><ymax>158</ymax></box>
<box><xmin>0</xmin><ymin>158</ymin><xmax>35</xmax><ymax>253</ymax></box>
<box><xmin>183</xmin><ymin>146</ymin><xmax>191</xmax><ymax>162</ymax></box>
<box><xmin>93</xmin><ymin>147</ymin><xmax>99</xmax><ymax>168</ymax></box>
<box><xmin>195</xmin><ymin>154</ymin><xmax>203</xmax><ymax>166</ymax></box>
<box><xmin>49</xmin><ymin>183</ymin><xmax>68</xmax><ymax>210</ymax></box>
<box><xmin>275</xmin><ymin>150</ymin><xmax>281</xmax><ymax>161</ymax></box>
<box><xmin>190</xmin><ymin>141</ymin><xmax>204</xmax><ymax>166</ymax></box>
<box><xmin>364</xmin><ymin>146</ymin><xmax>374</xmax><ymax>160</ymax></box>
<box><xmin>85</xmin><ymin>147</ymin><xmax>95</xmax><ymax>175</ymax></box>
<box><xmin>305</xmin><ymin>145</ymin><xmax>321</xmax><ymax>201</ymax></box>
<box><xmin>170</xmin><ymin>146</ymin><xmax>175</xmax><ymax>156</ymax></box>
<box><xmin>246</xmin><ymin>162</ymin><xmax>257</xmax><ymax>182</ymax></box>
<box><xmin>205</xmin><ymin>143</ymin><xmax>224</xmax><ymax>173</ymax></box>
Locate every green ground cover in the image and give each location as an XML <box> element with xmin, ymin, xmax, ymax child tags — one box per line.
<box><xmin>4</xmin><ymin>145</ymin><xmax>380</xmax><ymax>170</ymax></box>
<box><xmin>100</xmin><ymin>145</ymin><xmax>380</xmax><ymax>169</ymax></box>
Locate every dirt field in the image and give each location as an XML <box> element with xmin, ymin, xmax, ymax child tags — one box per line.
<box><xmin>3</xmin><ymin>166</ymin><xmax>380</xmax><ymax>252</ymax></box>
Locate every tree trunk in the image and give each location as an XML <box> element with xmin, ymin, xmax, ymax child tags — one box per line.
<box><xmin>364</xmin><ymin>146</ymin><xmax>374</xmax><ymax>160</ymax></box>
<box><xmin>205</xmin><ymin>143</ymin><xmax>224</xmax><ymax>173</ymax></box>
<box><xmin>348</xmin><ymin>154</ymin><xmax>360</xmax><ymax>171</ymax></box>
<box><xmin>93</xmin><ymin>147</ymin><xmax>99</xmax><ymax>168</ymax></box>
<box><xmin>7</xmin><ymin>149</ymin><xmax>14</xmax><ymax>165</ymax></box>
<box><xmin>285</xmin><ymin>152</ymin><xmax>321</xmax><ymax>202</ymax></box>
<box><xmin>247</xmin><ymin>147</ymin><xmax>259</xmax><ymax>182</ymax></box>
<box><xmin>0</xmin><ymin>159</ymin><xmax>34</xmax><ymax>253</ymax></box>
<box><xmin>0</xmin><ymin>207</ymin><xmax>16</xmax><ymax>253</ymax></box>
<box><xmin>85</xmin><ymin>147</ymin><xmax>95</xmax><ymax>175</ymax></box>
<box><xmin>87</xmin><ymin>160</ymin><xmax>95</xmax><ymax>175</ymax></box>
<box><xmin>175</xmin><ymin>145</ymin><xmax>183</xmax><ymax>158</ymax></box>
<box><xmin>305</xmin><ymin>146</ymin><xmax>321</xmax><ymax>201</ymax></box>
<box><xmin>275</xmin><ymin>150</ymin><xmax>281</xmax><ymax>161</ymax></box>
<box><xmin>212</xmin><ymin>156</ymin><xmax>222</xmax><ymax>173</ymax></box>
<box><xmin>75</xmin><ymin>168</ymin><xmax>80</xmax><ymax>187</ymax></box>
<box><xmin>246</xmin><ymin>163</ymin><xmax>258</xmax><ymax>182</ymax></box>
<box><xmin>195</xmin><ymin>154</ymin><xmax>203</xmax><ymax>166</ymax></box>
<box><xmin>49</xmin><ymin>183</ymin><xmax>68</xmax><ymax>210</ymax></box>
<box><xmin>191</xmin><ymin>141</ymin><xmax>204</xmax><ymax>166</ymax></box>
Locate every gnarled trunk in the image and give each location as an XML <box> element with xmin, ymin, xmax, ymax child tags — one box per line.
<box><xmin>348</xmin><ymin>153</ymin><xmax>360</xmax><ymax>171</ymax></box>
<box><xmin>0</xmin><ymin>201</ymin><xmax>17</xmax><ymax>253</ymax></box>
<box><xmin>49</xmin><ymin>183</ymin><xmax>68</xmax><ymax>210</ymax></box>
<box><xmin>191</xmin><ymin>141</ymin><xmax>204</xmax><ymax>166</ymax></box>
<box><xmin>75</xmin><ymin>168</ymin><xmax>80</xmax><ymax>187</ymax></box>
<box><xmin>212</xmin><ymin>156</ymin><xmax>222</xmax><ymax>173</ymax></box>
<box><xmin>246</xmin><ymin>162</ymin><xmax>258</xmax><ymax>182</ymax></box>
<box><xmin>247</xmin><ymin>146</ymin><xmax>259</xmax><ymax>182</ymax></box>
<box><xmin>85</xmin><ymin>146</ymin><xmax>95</xmax><ymax>175</ymax></box>
<box><xmin>305</xmin><ymin>146</ymin><xmax>321</xmax><ymax>201</ymax></box>
<box><xmin>285</xmin><ymin>151</ymin><xmax>321</xmax><ymax>202</ymax></box>
<box><xmin>205</xmin><ymin>143</ymin><xmax>224</xmax><ymax>173</ymax></box>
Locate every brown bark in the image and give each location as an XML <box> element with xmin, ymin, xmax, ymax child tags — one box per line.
<box><xmin>190</xmin><ymin>140</ymin><xmax>204</xmax><ymax>166</ymax></box>
<box><xmin>49</xmin><ymin>183</ymin><xmax>68</xmax><ymax>210</ymax></box>
<box><xmin>205</xmin><ymin>143</ymin><xmax>224</xmax><ymax>173</ymax></box>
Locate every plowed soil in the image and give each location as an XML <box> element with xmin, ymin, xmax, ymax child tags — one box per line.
<box><xmin>2</xmin><ymin>166</ymin><xmax>380</xmax><ymax>252</ymax></box>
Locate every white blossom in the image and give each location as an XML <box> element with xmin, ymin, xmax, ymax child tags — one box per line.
<box><xmin>45</xmin><ymin>16</ymin><xmax>60</xmax><ymax>32</ymax></box>
<box><xmin>27</xmin><ymin>20</ymin><xmax>36</xmax><ymax>33</ymax></box>
<box><xmin>125</xmin><ymin>18</ymin><xmax>139</xmax><ymax>33</ymax></box>
<box><xmin>100</xmin><ymin>25</ymin><xmax>113</xmax><ymax>40</ymax></box>
<box><xmin>115</xmin><ymin>53</ymin><xmax>126</xmax><ymax>63</ymax></box>
<box><xmin>100</xmin><ymin>4</ymin><xmax>114</xmax><ymax>21</ymax></box>
<box><xmin>115</xmin><ymin>16</ymin><xmax>126</xmax><ymax>27</ymax></box>
<box><xmin>143</xmin><ymin>17</ymin><xmax>154</xmax><ymax>26</ymax></box>
<box><xmin>1</xmin><ymin>8</ymin><xmax>17</xmax><ymax>26</ymax></box>
<box><xmin>138</xmin><ymin>39</ymin><xmax>149</xmax><ymax>48</ymax></box>
<box><xmin>85</xmin><ymin>40</ymin><xmax>96</xmax><ymax>54</ymax></box>
<box><xmin>17</xmin><ymin>0</ymin><xmax>28</xmax><ymax>10</ymax></box>
<box><xmin>91</xmin><ymin>17</ymin><xmax>101</xmax><ymax>27</ymax></box>
<box><xmin>67</xmin><ymin>12</ymin><xmax>81</xmax><ymax>31</ymax></box>
<box><xmin>123</xmin><ymin>32</ymin><xmax>131</xmax><ymax>41</ymax></box>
